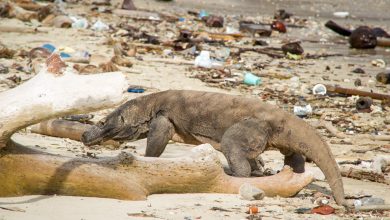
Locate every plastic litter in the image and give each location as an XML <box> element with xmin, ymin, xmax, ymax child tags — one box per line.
<box><xmin>194</xmin><ymin>51</ymin><xmax>212</xmax><ymax>68</ymax></box>
<box><xmin>243</xmin><ymin>72</ymin><xmax>261</xmax><ymax>86</ymax></box>
<box><xmin>127</xmin><ymin>87</ymin><xmax>145</xmax><ymax>93</ymax></box>
<box><xmin>199</xmin><ymin>9</ymin><xmax>209</xmax><ymax>18</ymax></box>
<box><xmin>91</xmin><ymin>20</ymin><xmax>109</xmax><ymax>31</ymax></box>
<box><xmin>70</xmin><ymin>17</ymin><xmax>88</xmax><ymax>29</ymax></box>
<box><xmin>42</xmin><ymin>44</ymin><xmax>56</xmax><ymax>53</ymax></box>
<box><xmin>311</xmin><ymin>205</ymin><xmax>335</xmax><ymax>215</ymax></box>
<box><xmin>293</xmin><ymin>104</ymin><xmax>312</xmax><ymax>117</ymax></box>
<box><xmin>312</xmin><ymin>84</ymin><xmax>327</xmax><ymax>95</ymax></box>
<box><xmin>333</xmin><ymin>11</ymin><xmax>349</xmax><ymax>18</ymax></box>
<box><xmin>59</xmin><ymin>52</ymin><xmax>71</xmax><ymax>58</ymax></box>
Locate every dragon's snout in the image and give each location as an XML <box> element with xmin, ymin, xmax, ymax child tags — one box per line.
<box><xmin>81</xmin><ymin>126</ymin><xmax>104</xmax><ymax>146</ymax></box>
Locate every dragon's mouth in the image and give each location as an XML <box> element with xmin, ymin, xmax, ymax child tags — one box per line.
<box><xmin>81</xmin><ymin>125</ymin><xmax>121</xmax><ymax>146</ymax></box>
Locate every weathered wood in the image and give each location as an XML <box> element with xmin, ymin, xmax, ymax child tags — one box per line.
<box><xmin>30</xmin><ymin>119</ymin><xmax>120</xmax><ymax>147</ymax></box>
<box><xmin>0</xmin><ymin>54</ymin><xmax>128</xmax><ymax>148</ymax></box>
<box><xmin>326</xmin><ymin>85</ymin><xmax>390</xmax><ymax>101</ymax></box>
<box><xmin>340</xmin><ymin>166</ymin><xmax>390</xmax><ymax>185</ymax></box>
<box><xmin>0</xmin><ymin>143</ymin><xmax>313</xmax><ymax>199</ymax></box>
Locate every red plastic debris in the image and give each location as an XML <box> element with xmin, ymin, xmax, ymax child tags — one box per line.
<box><xmin>311</xmin><ymin>205</ymin><xmax>335</xmax><ymax>215</ymax></box>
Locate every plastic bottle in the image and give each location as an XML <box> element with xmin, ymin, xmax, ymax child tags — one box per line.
<box><xmin>243</xmin><ymin>72</ymin><xmax>261</xmax><ymax>86</ymax></box>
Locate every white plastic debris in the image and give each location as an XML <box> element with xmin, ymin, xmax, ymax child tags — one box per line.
<box><xmin>70</xmin><ymin>17</ymin><xmax>88</xmax><ymax>29</ymax></box>
<box><xmin>91</xmin><ymin>20</ymin><xmax>109</xmax><ymax>31</ymax></box>
<box><xmin>312</xmin><ymin>84</ymin><xmax>327</xmax><ymax>95</ymax></box>
<box><xmin>293</xmin><ymin>104</ymin><xmax>312</xmax><ymax>117</ymax></box>
<box><xmin>194</xmin><ymin>51</ymin><xmax>212</xmax><ymax>68</ymax></box>
<box><xmin>333</xmin><ymin>12</ymin><xmax>349</xmax><ymax>18</ymax></box>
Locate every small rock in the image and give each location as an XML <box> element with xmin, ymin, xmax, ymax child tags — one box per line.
<box><xmin>376</xmin><ymin>72</ymin><xmax>390</xmax><ymax>84</ymax></box>
<box><xmin>354</xmin><ymin>78</ymin><xmax>362</xmax><ymax>86</ymax></box>
<box><xmin>352</xmin><ymin>68</ymin><xmax>365</xmax><ymax>74</ymax></box>
<box><xmin>205</xmin><ymin>15</ymin><xmax>224</xmax><ymax>28</ymax></box>
<box><xmin>239</xmin><ymin>183</ymin><xmax>265</xmax><ymax>200</ymax></box>
<box><xmin>0</xmin><ymin>64</ymin><xmax>9</xmax><ymax>74</ymax></box>
<box><xmin>281</xmin><ymin>42</ymin><xmax>304</xmax><ymax>55</ymax></box>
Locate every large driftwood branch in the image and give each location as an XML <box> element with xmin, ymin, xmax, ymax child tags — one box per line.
<box><xmin>0</xmin><ymin>143</ymin><xmax>313</xmax><ymax>199</ymax></box>
<box><xmin>0</xmin><ymin>54</ymin><xmax>128</xmax><ymax>148</ymax></box>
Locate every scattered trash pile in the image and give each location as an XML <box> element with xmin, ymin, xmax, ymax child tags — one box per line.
<box><xmin>0</xmin><ymin>0</ymin><xmax>389</xmax><ymax>218</ymax></box>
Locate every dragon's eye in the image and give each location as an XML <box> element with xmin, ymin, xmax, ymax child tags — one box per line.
<box><xmin>120</xmin><ymin>115</ymin><xmax>125</xmax><ymax>123</ymax></box>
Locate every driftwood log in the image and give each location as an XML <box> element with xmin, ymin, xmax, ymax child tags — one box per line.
<box><xmin>0</xmin><ymin>54</ymin><xmax>128</xmax><ymax>149</ymax></box>
<box><xmin>0</xmin><ymin>143</ymin><xmax>313</xmax><ymax>199</ymax></box>
<box><xmin>30</xmin><ymin>119</ymin><xmax>120</xmax><ymax>147</ymax></box>
<box><xmin>0</xmin><ymin>54</ymin><xmax>313</xmax><ymax>199</ymax></box>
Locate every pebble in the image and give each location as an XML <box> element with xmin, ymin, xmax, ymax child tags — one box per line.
<box><xmin>239</xmin><ymin>183</ymin><xmax>265</xmax><ymax>201</ymax></box>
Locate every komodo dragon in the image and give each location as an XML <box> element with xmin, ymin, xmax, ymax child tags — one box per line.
<box><xmin>81</xmin><ymin>90</ymin><xmax>348</xmax><ymax>207</ymax></box>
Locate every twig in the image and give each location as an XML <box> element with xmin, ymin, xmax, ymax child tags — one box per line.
<box><xmin>325</xmin><ymin>84</ymin><xmax>390</xmax><ymax>101</ymax></box>
<box><xmin>324</xmin><ymin>20</ymin><xmax>351</xmax><ymax>36</ymax></box>
<box><xmin>139</xmin><ymin>57</ymin><xmax>194</xmax><ymax>65</ymax></box>
<box><xmin>305</xmin><ymin>53</ymin><xmax>343</xmax><ymax>59</ymax></box>
<box><xmin>351</xmin><ymin>147</ymin><xmax>380</xmax><ymax>153</ymax></box>
<box><xmin>231</xmin><ymin>47</ymin><xmax>284</xmax><ymax>58</ymax></box>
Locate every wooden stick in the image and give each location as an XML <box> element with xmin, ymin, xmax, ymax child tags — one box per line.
<box><xmin>324</xmin><ymin>20</ymin><xmax>351</xmax><ymax>36</ymax></box>
<box><xmin>319</xmin><ymin>120</ymin><xmax>346</xmax><ymax>139</ymax></box>
<box><xmin>325</xmin><ymin>85</ymin><xmax>390</xmax><ymax>101</ymax></box>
